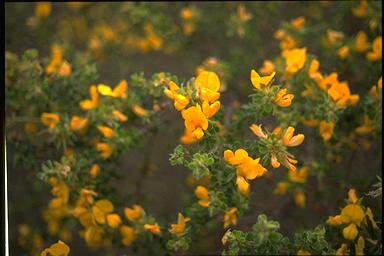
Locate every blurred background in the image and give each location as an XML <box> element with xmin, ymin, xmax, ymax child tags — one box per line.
<box><xmin>5</xmin><ymin>2</ymin><xmax>382</xmax><ymax>255</ymax></box>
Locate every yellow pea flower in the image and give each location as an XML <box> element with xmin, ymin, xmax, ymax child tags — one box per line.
<box><xmin>319</xmin><ymin>121</ymin><xmax>334</xmax><ymax>142</ymax></box>
<box><xmin>355</xmin><ymin>236</ymin><xmax>365</xmax><ymax>255</ymax></box>
<box><xmin>283</xmin><ymin>48</ymin><xmax>307</xmax><ymax>76</ymax></box>
<box><xmin>274</xmin><ymin>88</ymin><xmax>294</xmax><ymax>107</ymax></box>
<box><xmin>348</xmin><ymin>189</ymin><xmax>358</xmax><ymax>204</ymax></box>
<box><xmin>96</xmin><ymin>143</ymin><xmax>112</xmax><ymax>159</ymax></box>
<box><xmin>288</xmin><ymin>167</ymin><xmax>309</xmax><ymax>183</ymax></box>
<box><xmin>164</xmin><ymin>81</ymin><xmax>190</xmax><ymax>111</ymax></box>
<box><xmin>144</xmin><ymin>223</ymin><xmax>161</xmax><ymax>235</ymax></box>
<box><xmin>181</xmin><ymin>104</ymin><xmax>209</xmax><ymax>139</ymax></box>
<box><xmin>367</xmin><ymin>36</ymin><xmax>382</xmax><ymax>61</ymax></box>
<box><xmin>35</xmin><ymin>2</ymin><xmax>51</xmax><ymax>18</ymax></box>
<box><xmin>259</xmin><ymin>60</ymin><xmax>275</xmax><ymax>75</ymax></box>
<box><xmin>365</xmin><ymin>207</ymin><xmax>379</xmax><ymax>230</ymax></box>
<box><xmin>120</xmin><ymin>225</ymin><xmax>136</xmax><ymax>246</ymax></box>
<box><xmin>202</xmin><ymin>100</ymin><xmax>221</xmax><ymax>118</ymax></box>
<box><xmin>273</xmin><ymin>182</ymin><xmax>289</xmax><ymax>195</ymax></box>
<box><xmin>132</xmin><ymin>104</ymin><xmax>147</xmax><ymax>117</ymax></box>
<box><xmin>250</xmin><ymin>124</ymin><xmax>268</xmax><ymax>139</ymax></box>
<box><xmin>236</xmin><ymin>176</ymin><xmax>250</xmax><ymax>196</ymax></box>
<box><xmin>337</xmin><ymin>46</ymin><xmax>349</xmax><ymax>59</ymax></box>
<box><xmin>352</xmin><ymin>0</ymin><xmax>368</xmax><ymax>18</ymax></box>
<box><xmin>106</xmin><ymin>214</ymin><xmax>122</xmax><ymax>229</ymax></box>
<box><xmin>180</xmin><ymin>131</ymin><xmax>199</xmax><ymax>144</ymax></box>
<box><xmin>343</xmin><ymin>223</ymin><xmax>358</xmax><ymax>240</ymax></box>
<box><xmin>84</xmin><ymin>226</ymin><xmax>104</xmax><ymax>247</ymax></box>
<box><xmin>283</xmin><ymin>127</ymin><xmax>305</xmax><ymax>147</ymax></box>
<box><xmin>297</xmin><ymin>249</ymin><xmax>311</xmax><ymax>255</ymax></box>
<box><xmin>327</xmin><ymin>81</ymin><xmax>359</xmax><ymax>107</ymax></box>
<box><xmin>195</xmin><ymin>186</ymin><xmax>210</xmax><ymax>207</ymax></box>
<box><xmin>124</xmin><ymin>205</ymin><xmax>143</xmax><ymax>222</ymax></box>
<box><xmin>89</xmin><ymin>164</ymin><xmax>100</xmax><ymax>178</ymax></box>
<box><xmin>97</xmin><ymin>125</ymin><xmax>114</xmax><ymax>138</ymax></box>
<box><xmin>195</xmin><ymin>71</ymin><xmax>221</xmax><ymax>103</ymax></box>
<box><xmin>341</xmin><ymin>204</ymin><xmax>365</xmax><ymax>226</ymax></box>
<box><xmin>270</xmin><ymin>154</ymin><xmax>281</xmax><ymax>168</ymax></box>
<box><xmin>280</xmin><ymin>36</ymin><xmax>297</xmax><ymax>51</ymax></box>
<box><xmin>354</xmin><ymin>31</ymin><xmax>370</xmax><ymax>52</ymax></box>
<box><xmin>69</xmin><ymin>116</ymin><xmax>88</xmax><ymax>131</ymax></box>
<box><xmin>170</xmin><ymin>213</ymin><xmax>191</xmax><ymax>236</ymax></box>
<box><xmin>294</xmin><ymin>190</ymin><xmax>306</xmax><ymax>208</ymax></box>
<box><xmin>41</xmin><ymin>113</ymin><xmax>60</xmax><ymax>129</ymax></box>
<box><xmin>92</xmin><ymin>199</ymin><xmax>114</xmax><ymax>224</ymax></box>
<box><xmin>180</xmin><ymin>7</ymin><xmax>194</xmax><ymax>20</ymax></box>
<box><xmin>336</xmin><ymin>243</ymin><xmax>349</xmax><ymax>256</ymax></box>
<box><xmin>224</xmin><ymin>149</ymin><xmax>249</xmax><ymax>165</ymax></box>
<box><xmin>307</xmin><ymin>59</ymin><xmax>323</xmax><ymax>84</ymax></box>
<box><xmin>41</xmin><ymin>240</ymin><xmax>70</xmax><ymax>256</ymax></box>
<box><xmin>326</xmin><ymin>215</ymin><xmax>343</xmax><ymax>226</ymax></box>
<box><xmin>250</xmin><ymin>69</ymin><xmax>276</xmax><ymax>90</ymax></box>
<box><xmin>291</xmin><ymin>16</ymin><xmax>305</xmax><ymax>30</ymax></box>
<box><xmin>80</xmin><ymin>85</ymin><xmax>99</xmax><ymax>110</ymax></box>
<box><xmin>112</xmin><ymin>110</ymin><xmax>128</xmax><ymax>122</ymax></box>
<box><xmin>318</xmin><ymin>72</ymin><xmax>338</xmax><ymax>91</ymax></box>
<box><xmin>58</xmin><ymin>61</ymin><xmax>71</xmax><ymax>77</ymax></box>
<box><xmin>236</xmin><ymin>156</ymin><xmax>267</xmax><ymax>180</ymax></box>
<box><xmin>97</xmin><ymin>80</ymin><xmax>127</xmax><ymax>98</ymax></box>
<box><xmin>223</xmin><ymin>207</ymin><xmax>238</xmax><ymax>228</ymax></box>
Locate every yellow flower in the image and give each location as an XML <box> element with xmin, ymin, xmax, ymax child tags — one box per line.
<box><xmin>89</xmin><ymin>164</ymin><xmax>100</xmax><ymax>178</ymax></box>
<box><xmin>202</xmin><ymin>100</ymin><xmax>221</xmax><ymax>118</ymax></box>
<box><xmin>236</xmin><ymin>156</ymin><xmax>267</xmax><ymax>180</ymax></box>
<box><xmin>97</xmin><ymin>80</ymin><xmax>127</xmax><ymax>98</ymax></box>
<box><xmin>170</xmin><ymin>213</ymin><xmax>191</xmax><ymax>236</ymax></box>
<box><xmin>96</xmin><ymin>143</ymin><xmax>112</xmax><ymax>159</ymax></box>
<box><xmin>35</xmin><ymin>2</ymin><xmax>51</xmax><ymax>18</ymax></box>
<box><xmin>92</xmin><ymin>199</ymin><xmax>114</xmax><ymax>224</ymax></box>
<box><xmin>273</xmin><ymin>182</ymin><xmax>289</xmax><ymax>195</ymax></box>
<box><xmin>164</xmin><ymin>81</ymin><xmax>190</xmax><ymax>111</ymax></box>
<box><xmin>181</xmin><ymin>104</ymin><xmax>209</xmax><ymax>140</ymax></box>
<box><xmin>195</xmin><ymin>71</ymin><xmax>221</xmax><ymax>103</ymax></box>
<box><xmin>283</xmin><ymin>48</ymin><xmax>307</xmax><ymax>76</ymax></box>
<box><xmin>250</xmin><ymin>69</ymin><xmax>276</xmax><ymax>90</ymax></box>
<box><xmin>283</xmin><ymin>126</ymin><xmax>305</xmax><ymax>147</ymax></box>
<box><xmin>326</xmin><ymin>29</ymin><xmax>344</xmax><ymax>45</ymax></box>
<box><xmin>106</xmin><ymin>214</ymin><xmax>122</xmax><ymax>229</ymax></box>
<box><xmin>280</xmin><ymin>154</ymin><xmax>298</xmax><ymax>171</ymax></box>
<box><xmin>327</xmin><ymin>81</ymin><xmax>359</xmax><ymax>107</ymax></box>
<box><xmin>336</xmin><ymin>243</ymin><xmax>349</xmax><ymax>256</ymax></box>
<box><xmin>337</xmin><ymin>46</ymin><xmax>349</xmax><ymax>59</ymax></box>
<box><xmin>132</xmin><ymin>105</ymin><xmax>147</xmax><ymax>117</ymax></box>
<box><xmin>355</xmin><ymin>236</ymin><xmax>365</xmax><ymax>255</ymax></box>
<box><xmin>259</xmin><ymin>60</ymin><xmax>275</xmax><ymax>75</ymax></box>
<box><xmin>112</xmin><ymin>110</ymin><xmax>128</xmax><ymax>122</ymax></box>
<box><xmin>297</xmin><ymin>249</ymin><xmax>311</xmax><ymax>255</ymax></box>
<box><xmin>80</xmin><ymin>85</ymin><xmax>99</xmax><ymax>110</ymax></box>
<box><xmin>97</xmin><ymin>125</ymin><xmax>114</xmax><ymax>138</ymax></box>
<box><xmin>291</xmin><ymin>16</ymin><xmax>305</xmax><ymax>30</ymax></box>
<box><xmin>180</xmin><ymin>131</ymin><xmax>199</xmax><ymax>144</ymax></box>
<box><xmin>326</xmin><ymin>215</ymin><xmax>343</xmax><ymax>226</ymax></box>
<box><xmin>319</xmin><ymin>121</ymin><xmax>334</xmax><ymax>142</ymax></box>
<box><xmin>341</xmin><ymin>204</ymin><xmax>365</xmax><ymax>226</ymax></box>
<box><xmin>236</xmin><ymin>176</ymin><xmax>250</xmax><ymax>196</ymax></box>
<box><xmin>237</xmin><ymin>4</ymin><xmax>252</xmax><ymax>22</ymax></box>
<box><xmin>367</xmin><ymin>36</ymin><xmax>382</xmax><ymax>61</ymax></box>
<box><xmin>365</xmin><ymin>207</ymin><xmax>379</xmax><ymax>230</ymax></box>
<box><xmin>348</xmin><ymin>189</ymin><xmax>358</xmax><ymax>204</ymax></box>
<box><xmin>180</xmin><ymin>7</ymin><xmax>194</xmax><ymax>20</ymax></box>
<box><xmin>41</xmin><ymin>113</ymin><xmax>60</xmax><ymax>129</ymax></box>
<box><xmin>250</xmin><ymin>124</ymin><xmax>268</xmax><ymax>139</ymax></box>
<box><xmin>58</xmin><ymin>61</ymin><xmax>71</xmax><ymax>77</ymax></box>
<box><xmin>288</xmin><ymin>167</ymin><xmax>309</xmax><ymax>183</ymax></box>
<box><xmin>144</xmin><ymin>223</ymin><xmax>161</xmax><ymax>235</ymax></box>
<box><xmin>25</xmin><ymin>122</ymin><xmax>38</xmax><ymax>134</ymax></box>
<box><xmin>270</xmin><ymin>154</ymin><xmax>281</xmax><ymax>168</ymax></box>
<box><xmin>318</xmin><ymin>72</ymin><xmax>338</xmax><ymax>91</ymax></box>
<box><xmin>41</xmin><ymin>240</ymin><xmax>70</xmax><ymax>256</ymax></box>
<box><xmin>369</xmin><ymin>77</ymin><xmax>382</xmax><ymax>99</ymax></box>
<box><xmin>120</xmin><ymin>225</ymin><xmax>136</xmax><ymax>246</ymax></box>
<box><xmin>224</xmin><ymin>149</ymin><xmax>248</xmax><ymax>165</ymax></box>
<box><xmin>354</xmin><ymin>31</ymin><xmax>370</xmax><ymax>52</ymax></box>
<box><xmin>352</xmin><ymin>0</ymin><xmax>368</xmax><ymax>18</ymax></box>
<box><xmin>46</xmin><ymin>45</ymin><xmax>63</xmax><ymax>74</ymax></box>
<box><xmin>69</xmin><ymin>116</ymin><xmax>88</xmax><ymax>131</ymax></box>
<box><xmin>274</xmin><ymin>88</ymin><xmax>294</xmax><ymax>107</ymax></box>
<box><xmin>195</xmin><ymin>186</ymin><xmax>210</xmax><ymax>207</ymax></box>
<box><xmin>343</xmin><ymin>223</ymin><xmax>358</xmax><ymax>240</ymax></box>
<box><xmin>223</xmin><ymin>207</ymin><xmax>238</xmax><ymax>228</ymax></box>
<box><xmin>294</xmin><ymin>190</ymin><xmax>306</xmax><ymax>208</ymax></box>
<box><xmin>124</xmin><ymin>205</ymin><xmax>143</xmax><ymax>221</ymax></box>
<box><xmin>83</xmin><ymin>225</ymin><xmax>104</xmax><ymax>247</ymax></box>
<box><xmin>280</xmin><ymin>36</ymin><xmax>297</xmax><ymax>51</ymax></box>
<box><xmin>307</xmin><ymin>59</ymin><xmax>323</xmax><ymax>84</ymax></box>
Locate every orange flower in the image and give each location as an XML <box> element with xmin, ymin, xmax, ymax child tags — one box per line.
<box><xmin>195</xmin><ymin>186</ymin><xmax>210</xmax><ymax>207</ymax></box>
<box><xmin>282</xmin><ymin>127</ymin><xmax>305</xmax><ymax>147</ymax></box>
<box><xmin>80</xmin><ymin>85</ymin><xmax>99</xmax><ymax>110</ymax></box>
<box><xmin>70</xmin><ymin>116</ymin><xmax>88</xmax><ymax>131</ymax></box>
<box><xmin>41</xmin><ymin>113</ymin><xmax>60</xmax><ymax>129</ymax></box>
<box><xmin>274</xmin><ymin>88</ymin><xmax>294</xmax><ymax>107</ymax></box>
